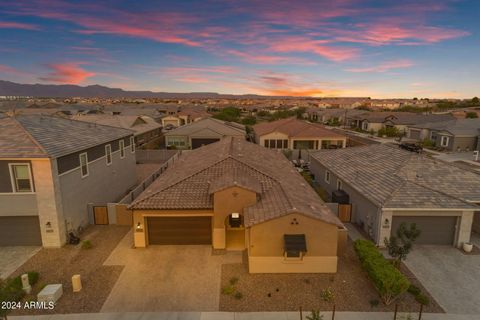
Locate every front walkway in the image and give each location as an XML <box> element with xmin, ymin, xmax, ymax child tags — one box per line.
<box><xmin>0</xmin><ymin>246</ymin><xmax>40</xmax><ymax>279</ymax></box>
<box><xmin>9</xmin><ymin>311</ymin><xmax>480</xmax><ymax>320</ymax></box>
<box><xmin>101</xmin><ymin>230</ymin><xmax>242</xmax><ymax>312</ymax></box>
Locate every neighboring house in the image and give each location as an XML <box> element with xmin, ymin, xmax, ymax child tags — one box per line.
<box><xmin>348</xmin><ymin>112</ymin><xmax>454</xmax><ymax>134</ymax></box>
<box><xmin>164</xmin><ymin>118</ymin><xmax>246</xmax><ymax>149</ymax></box>
<box><xmin>253</xmin><ymin>118</ymin><xmax>347</xmax><ymax>150</ymax></box>
<box><xmin>129</xmin><ymin>137</ymin><xmax>346</xmax><ymax>273</ymax></box>
<box><xmin>161</xmin><ymin>109</ymin><xmax>211</xmax><ymax>128</ymax></box>
<box><xmin>71</xmin><ymin>114</ymin><xmax>162</xmax><ymax>147</ymax></box>
<box><xmin>304</xmin><ymin>108</ymin><xmax>366</xmax><ymax>124</ymax></box>
<box><xmin>407</xmin><ymin>118</ymin><xmax>480</xmax><ymax>151</ymax></box>
<box><xmin>310</xmin><ymin>144</ymin><xmax>480</xmax><ymax>247</ymax></box>
<box><xmin>0</xmin><ymin>115</ymin><xmax>136</xmax><ymax>247</ymax></box>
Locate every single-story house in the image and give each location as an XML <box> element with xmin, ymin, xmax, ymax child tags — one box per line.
<box><xmin>304</xmin><ymin>108</ymin><xmax>366</xmax><ymax>124</ymax></box>
<box><xmin>406</xmin><ymin>118</ymin><xmax>480</xmax><ymax>151</ymax></box>
<box><xmin>164</xmin><ymin>118</ymin><xmax>246</xmax><ymax>149</ymax></box>
<box><xmin>161</xmin><ymin>109</ymin><xmax>211</xmax><ymax>128</ymax></box>
<box><xmin>253</xmin><ymin>117</ymin><xmax>347</xmax><ymax>150</ymax></box>
<box><xmin>0</xmin><ymin>115</ymin><xmax>136</xmax><ymax>247</ymax></box>
<box><xmin>129</xmin><ymin>137</ymin><xmax>346</xmax><ymax>273</ymax></box>
<box><xmin>310</xmin><ymin>144</ymin><xmax>480</xmax><ymax>247</ymax></box>
<box><xmin>71</xmin><ymin>114</ymin><xmax>162</xmax><ymax>147</ymax></box>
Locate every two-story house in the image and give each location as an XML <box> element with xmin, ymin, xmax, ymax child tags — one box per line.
<box><xmin>0</xmin><ymin>115</ymin><xmax>136</xmax><ymax>247</ymax></box>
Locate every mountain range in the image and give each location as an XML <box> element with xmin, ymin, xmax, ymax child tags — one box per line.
<box><xmin>0</xmin><ymin>80</ymin><xmax>281</xmax><ymax>99</ymax></box>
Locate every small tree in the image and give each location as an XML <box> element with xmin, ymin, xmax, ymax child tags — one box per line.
<box><xmin>472</xmin><ymin>96</ymin><xmax>479</xmax><ymax>104</ymax></box>
<box><xmin>466</xmin><ymin>112</ymin><xmax>478</xmax><ymax>119</ymax></box>
<box><xmin>385</xmin><ymin>222</ymin><xmax>421</xmax><ymax>268</ymax></box>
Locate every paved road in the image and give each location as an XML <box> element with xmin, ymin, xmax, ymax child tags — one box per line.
<box><xmin>404</xmin><ymin>234</ymin><xmax>480</xmax><ymax>314</ymax></box>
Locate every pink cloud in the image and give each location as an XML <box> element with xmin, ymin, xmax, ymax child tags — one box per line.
<box><xmin>39</xmin><ymin>62</ymin><xmax>95</xmax><ymax>84</ymax></box>
<box><xmin>0</xmin><ymin>21</ymin><xmax>40</xmax><ymax>30</ymax></box>
<box><xmin>225</xmin><ymin>49</ymin><xmax>316</xmax><ymax>65</ymax></box>
<box><xmin>0</xmin><ymin>64</ymin><xmax>28</xmax><ymax>76</ymax></box>
<box><xmin>345</xmin><ymin>59</ymin><xmax>414</xmax><ymax>73</ymax></box>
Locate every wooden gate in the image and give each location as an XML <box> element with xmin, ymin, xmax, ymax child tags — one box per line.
<box><xmin>338</xmin><ymin>204</ymin><xmax>352</xmax><ymax>222</ymax></box>
<box><xmin>94</xmin><ymin>206</ymin><xmax>109</xmax><ymax>225</ymax></box>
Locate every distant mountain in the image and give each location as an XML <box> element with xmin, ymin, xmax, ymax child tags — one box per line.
<box><xmin>0</xmin><ymin>80</ymin><xmax>276</xmax><ymax>99</ymax></box>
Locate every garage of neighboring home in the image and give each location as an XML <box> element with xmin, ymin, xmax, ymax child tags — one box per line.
<box><xmin>391</xmin><ymin>215</ymin><xmax>458</xmax><ymax>245</ymax></box>
<box><xmin>0</xmin><ymin>216</ymin><xmax>42</xmax><ymax>246</ymax></box>
<box><xmin>191</xmin><ymin>138</ymin><xmax>220</xmax><ymax>149</ymax></box>
<box><xmin>146</xmin><ymin>216</ymin><xmax>212</xmax><ymax>245</ymax></box>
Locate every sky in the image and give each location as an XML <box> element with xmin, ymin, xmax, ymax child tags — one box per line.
<box><xmin>0</xmin><ymin>0</ymin><xmax>479</xmax><ymax>98</ymax></box>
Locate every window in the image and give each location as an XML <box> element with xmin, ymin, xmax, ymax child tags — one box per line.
<box><xmin>440</xmin><ymin>136</ymin><xmax>449</xmax><ymax>147</ymax></box>
<box><xmin>79</xmin><ymin>153</ymin><xmax>89</xmax><ymax>177</ymax></box>
<box><xmin>283</xmin><ymin>139</ymin><xmax>288</xmax><ymax>148</ymax></box>
<box><xmin>325</xmin><ymin>170</ymin><xmax>330</xmax><ymax>183</ymax></box>
<box><xmin>167</xmin><ymin>137</ymin><xmax>186</xmax><ymax>147</ymax></box>
<box><xmin>362</xmin><ymin>121</ymin><xmax>369</xmax><ymax>131</ymax></box>
<box><xmin>130</xmin><ymin>136</ymin><xmax>135</xmax><ymax>153</ymax></box>
<box><xmin>337</xmin><ymin>179</ymin><xmax>343</xmax><ymax>190</ymax></box>
<box><xmin>105</xmin><ymin>144</ymin><xmax>112</xmax><ymax>165</ymax></box>
<box><xmin>284</xmin><ymin>234</ymin><xmax>306</xmax><ymax>260</ymax></box>
<box><xmin>264</xmin><ymin>140</ymin><xmax>269</xmax><ymax>147</ymax></box>
<box><xmin>9</xmin><ymin>163</ymin><xmax>33</xmax><ymax>192</ymax></box>
<box><xmin>119</xmin><ymin>140</ymin><xmax>125</xmax><ymax>158</ymax></box>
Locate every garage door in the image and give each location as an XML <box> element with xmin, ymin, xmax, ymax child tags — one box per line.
<box><xmin>147</xmin><ymin>216</ymin><xmax>212</xmax><ymax>245</ymax></box>
<box><xmin>0</xmin><ymin>216</ymin><xmax>42</xmax><ymax>246</ymax></box>
<box><xmin>391</xmin><ymin>216</ymin><xmax>457</xmax><ymax>245</ymax></box>
<box><xmin>409</xmin><ymin>129</ymin><xmax>421</xmax><ymax>140</ymax></box>
<box><xmin>191</xmin><ymin>138</ymin><xmax>220</xmax><ymax>149</ymax></box>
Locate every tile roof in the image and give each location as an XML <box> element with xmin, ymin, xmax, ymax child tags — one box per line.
<box><xmin>164</xmin><ymin>118</ymin><xmax>245</xmax><ymax>137</ymax></box>
<box><xmin>409</xmin><ymin>118</ymin><xmax>480</xmax><ymax>136</ymax></box>
<box><xmin>349</xmin><ymin>112</ymin><xmax>454</xmax><ymax>125</ymax></box>
<box><xmin>70</xmin><ymin>114</ymin><xmax>161</xmax><ymax>136</ymax></box>
<box><xmin>0</xmin><ymin>114</ymin><xmax>133</xmax><ymax>159</ymax></box>
<box><xmin>253</xmin><ymin>117</ymin><xmax>346</xmax><ymax>139</ymax></box>
<box><xmin>130</xmin><ymin>137</ymin><xmax>343</xmax><ymax>227</ymax></box>
<box><xmin>310</xmin><ymin>144</ymin><xmax>480</xmax><ymax>209</ymax></box>
<box><xmin>0</xmin><ymin>116</ymin><xmax>48</xmax><ymax>158</ymax></box>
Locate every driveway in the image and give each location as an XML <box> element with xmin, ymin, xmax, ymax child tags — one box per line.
<box><xmin>0</xmin><ymin>246</ymin><xmax>40</xmax><ymax>279</ymax></box>
<box><xmin>404</xmin><ymin>234</ymin><xmax>480</xmax><ymax>314</ymax></box>
<box><xmin>101</xmin><ymin>230</ymin><xmax>242</xmax><ymax>312</ymax></box>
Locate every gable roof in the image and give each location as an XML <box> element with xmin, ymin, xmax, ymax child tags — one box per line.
<box><xmin>349</xmin><ymin>112</ymin><xmax>454</xmax><ymax>125</ymax></box>
<box><xmin>0</xmin><ymin>114</ymin><xmax>133</xmax><ymax>159</ymax></box>
<box><xmin>253</xmin><ymin>118</ymin><xmax>345</xmax><ymax>139</ymax></box>
<box><xmin>130</xmin><ymin>137</ymin><xmax>343</xmax><ymax>227</ymax></box>
<box><xmin>70</xmin><ymin>114</ymin><xmax>161</xmax><ymax>136</ymax></box>
<box><xmin>310</xmin><ymin>144</ymin><xmax>480</xmax><ymax>209</ymax></box>
<box><xmin>164</xmin><ymin>117</ymin><xmax>245</xmax><ymax>137</ymax></box>
<box><xmin>409</xmin><ymin>118</ymin><xmax>480</xmax><ymax>136</ymax></box>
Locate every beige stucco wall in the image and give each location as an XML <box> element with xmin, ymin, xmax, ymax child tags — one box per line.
<box><xmin>257</xmin><ymin>131</ymin><xmax>346</xmax><ymax>150</ymax></box>
<box><xmin>257</xmin><ymin>131</ymin><xmax>289</xmax><ymax>147</ymax></box>
<box><xmin>212</xmin><ymin>186</ymin><xmax>256</xmax><ymax>249</ymax></box>
<box><xmin>247</xmin><ymin>213</ymin><xmax>339</xmax><ymax>273</ymax></box>
<box><xmin>32</xmin><ymin>159</ymin><xmax>66</xmax><ymax>248</ymax></box>
<box><xmin>162</xmin><ymin>117</ymin><xmax>181</xmax><ymax>127</ymax></box>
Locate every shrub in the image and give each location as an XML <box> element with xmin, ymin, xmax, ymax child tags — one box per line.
<box><xmin>354</xmin><ymin>240</ymin><xmax>410</xmax><ymax>305</ymax></box>
<box><xmin>234</xmin><ymin>292</ymin><xmax>243</xmax><ymax>300</ymax></box>
<box><xmin>81</xmin><ymin>240</ymin><xmax>93</xmax><ymax>249</ymax></box>
<box><xmin>229</xmin><ymin>277</ymin><xmax>239</xmax><ymax>286</ymax></box>
<box><xmin>407</xmin><ymin>285</ymin><xmax>421</xmax><ymax>296</ymax></box>
<box><xmin>320</xmin><ymin>288</ymin><xmax>335</xmax><ymax>302</ymax></box>
<box><xmin>306</xmin><ymin>310</ymin><xmax>324</xmax><ymax>320</ymax></box>
<box><xmin>221</xmin><ymin>285</ymin><xmax>235</xmax><ymax>295</ymax></box>
<box><xmin>415</xmin><ymin>293</ymin><xmax>430</xmax><ymax>306</ymax></box>
<box><xmin>369</xmin><ymin>299</ymin><xmax>380</xmax><ymax>308</ymax></box>
<box><xmin>0</xmin><ymin>271</ymin><xmax>40</xmax><ymax>318</ymax></box>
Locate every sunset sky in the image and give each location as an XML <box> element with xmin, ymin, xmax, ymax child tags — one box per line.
<box><xmin>0</xmin><ymin>0</ymin><xmax>479</xmax><ymax>98</ymax></box>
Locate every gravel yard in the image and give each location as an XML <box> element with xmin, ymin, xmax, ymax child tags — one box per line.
<box><xmin>220</xmin><ymin>240</ymin><xmax>444</xmax><ymax>313</ymax></box>
<box><xmin>9</xmin><ymin>225</ymin><xmax>130</xmax><ymax>316</ymax></box>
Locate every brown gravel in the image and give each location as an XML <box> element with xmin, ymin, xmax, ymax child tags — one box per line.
<box><xmin>10</xmin><ymin>225</ymin><xmax>130</xmax><ymax>315</ymax></box>
<box><xmin>220</xmin><ymin>240</ymin><xmax>444</xmax><ymax>313</ymax></box>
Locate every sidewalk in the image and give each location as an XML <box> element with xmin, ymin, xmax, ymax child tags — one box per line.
<box><xmin>8</xmin><ymin>311</ymin><xmax>480</xmax><ymax>320</ymax></box>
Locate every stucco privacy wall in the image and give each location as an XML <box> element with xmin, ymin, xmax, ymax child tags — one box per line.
<box><xmin>32</xmin><ymin>159</ymin><xmax>66</xmax><ymax>247</ymax></box>
<box><xmin>247</xmin><ymin>213</ymin><xmax>339</xmax><ymax>273</ymax></box>
<box><xmin>213</xmin><ymin>186</ymin><xmax>256</xmax><ymax>249</ymax></box>
<box><xmin>58</xmin><ymin>147</ymin><xmax>136</xmax><ymax>231</ymax></box>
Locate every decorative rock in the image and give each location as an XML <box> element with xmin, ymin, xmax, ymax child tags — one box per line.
<box><xmin>21</xmin><ymin>274</ymin><xmax>31</xmax><ymax>294</ymax></box>
<box><xmin>72</xmin><ymin>274</ymin><xmax>82</xmax><ymax>292</ymax></box>
<box><xmin>37</xmin><ymin>284</ymin><xmax>63</xmax><ymax>303</ymax></box>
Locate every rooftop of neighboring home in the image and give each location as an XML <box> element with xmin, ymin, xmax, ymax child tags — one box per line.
<box><xmin>409</xmin><ymin>118</ymin><xmax>480</xmax><ymax>136</ymax></box>
<box><xmin>311</xmin><ymin>144</ymin><xmax>480</xmax><ymax>209</ymax></box>
<box><xmin>70</xmin><ymin>114</ymin><xmax>161</xmax><ymax>135</ymax></box>
<box><xmin>163</xmin><ymin>117</ymin><xmax>245</xmax><ymax>137</ymax></box>
<box><xmin>177</xmin><ymin>108</ymin><xmax>211</xmax><ymax>118</ymax></box>
<box><xmin>349</xmin><ymin>111</ymin><xmax>454</xmax><ymax>124</ymax></box>
<box><xmin>305</xmin><ymin>108</ymin><xmax>367</xmax><ymax>117</ymax></box>
<box><xmin>0</xmin><ymin>114</ymin><xmax>133</xmax><ymax>159</ymax></box>
<box><xmin>130</xmin><ymin>137</ymin><xmax>343</xmax><ymax>228</ymax></box>
<box><xmin>253</xmin><ymin>117</ymin><xmax>346</xmax><ymax>139</ymax></box>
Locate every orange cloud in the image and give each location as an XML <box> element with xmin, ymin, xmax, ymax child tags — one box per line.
<box><xmin>0</xmin><ymin>21</ymin><xmax>39</xmax><ymax>30</ymax></box>
<box><xmin>39</xmin><ymin>62</ymin><xmax>95</xmax><ymax>84</ymax></box>
<box><xmin>345</xmin><ymin>59</ymin><xmax>414</xmax><ymax>73</ymax></box>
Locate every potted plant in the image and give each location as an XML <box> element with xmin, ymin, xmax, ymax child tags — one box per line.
<box><xmin>463</xmin><ymin>242</ymin><xmax>473</xmax><ymax>253</ymax></box>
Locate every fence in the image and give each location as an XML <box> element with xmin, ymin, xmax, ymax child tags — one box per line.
<box><xmin>136</xmin><ymin>149</ymin><xmax>179</xmax><ymax>164</ymax></box>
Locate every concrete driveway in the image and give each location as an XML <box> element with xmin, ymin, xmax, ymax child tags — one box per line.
<box><xmin>101</xmin><ymin>230</ymin><xmax>242</xmax><ymax>312</ymax></box>
<box><xmin>404</xmin><ymin>234</ymin><xmax>480</xmax><ymax>314</ymax></box>
<box><xmin>0</xmin><ymin>246</ymin><xmax>40</xmax><ymax>279</ymax></box>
